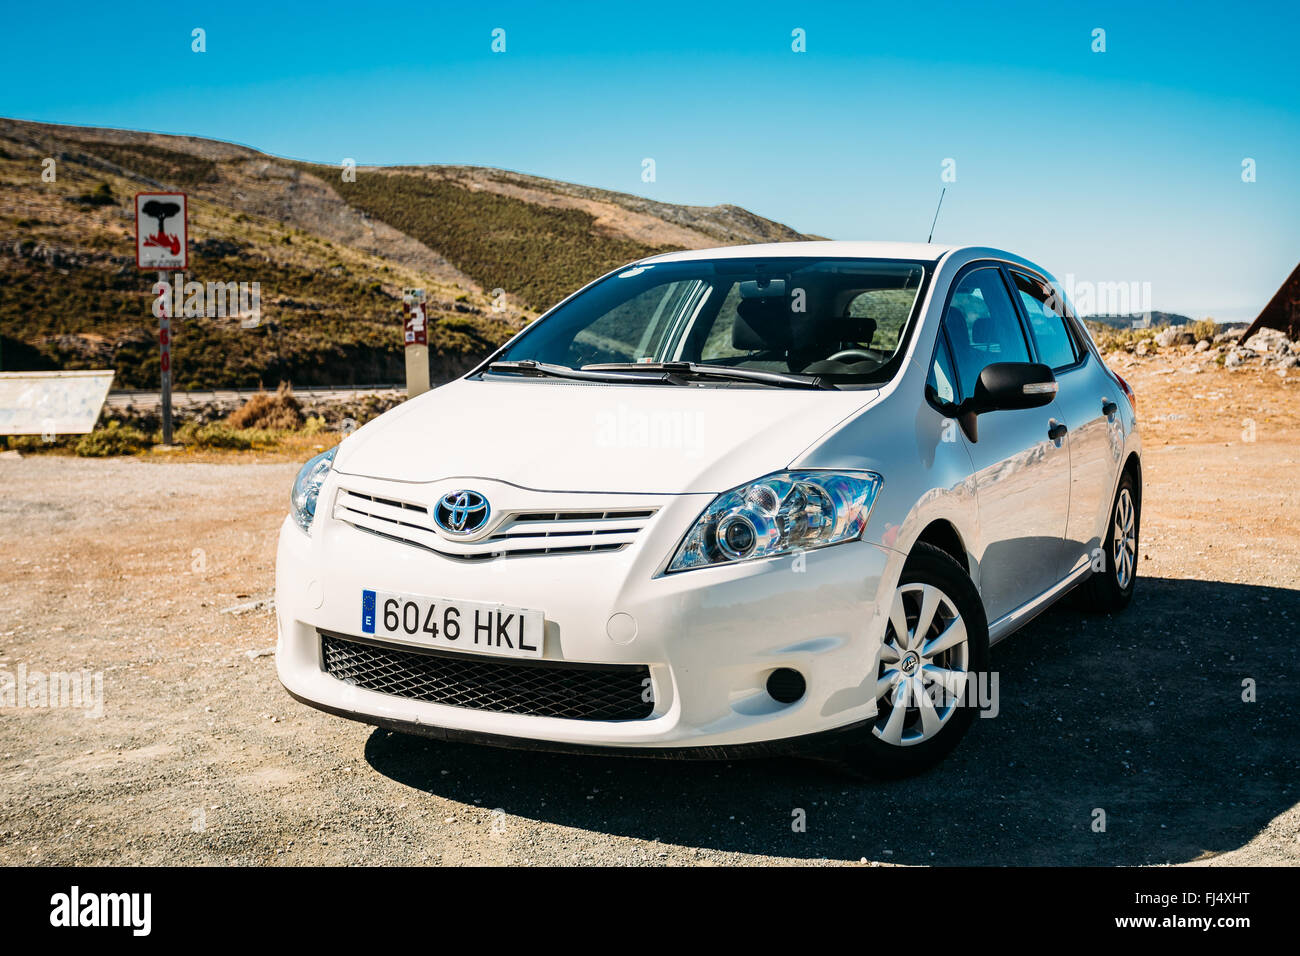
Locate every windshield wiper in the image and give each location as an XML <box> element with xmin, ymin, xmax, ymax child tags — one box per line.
<box><xmin>583</xmin><ymin>362</ymin><xmax>835</xmax><ymax>390</ymax></box>
<box><xmin>486</xmin><ymin>360</ymin><xmax>678</xmax><ymax>385</ymax></box>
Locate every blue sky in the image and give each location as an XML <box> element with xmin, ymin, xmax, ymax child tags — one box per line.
<box><xmin>3</xmin><ymin>0</ymin><xmax>1297</xmax><ymax>319</ymax></box>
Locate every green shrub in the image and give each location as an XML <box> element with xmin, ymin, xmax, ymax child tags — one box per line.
<box><xmin>74</xmin><ymin>421</ymin><xmax>149</xmax><ymax>457</ymax></box>
<box><xmin>175</xmin><ymin>422</ymin><xmax>283</xmax><ymax>450</ymax></box>
<box><xmin>8</xmin><ymin>434</ymin><xmax>56</xmax><ymax>453</ymax></box>
<box><xmin>176</xmin><ymin>422</ymin><xmax>249</xmax><ymax>449</ymax></box>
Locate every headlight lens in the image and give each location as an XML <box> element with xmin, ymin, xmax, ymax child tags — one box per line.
<box><xmin>290</xmin><ymin>447</ymin><xmax>337</xmax><ymax>532</ymax></box>
<box><xmin>667</xmin><ymin>470</ymin><xmax>882</xmax><ymax>572</ymax></box>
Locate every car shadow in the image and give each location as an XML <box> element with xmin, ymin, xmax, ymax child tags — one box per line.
<box><xmin>363</xmin><ymin>576</ymin><xmax>1299</xmax><ymax>865</ymax></box>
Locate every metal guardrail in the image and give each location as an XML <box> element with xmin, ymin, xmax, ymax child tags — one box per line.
<box><xmin>106</xmin><ymin>384</ymin><xmax>405</xmax><ymax>405</ymax></box>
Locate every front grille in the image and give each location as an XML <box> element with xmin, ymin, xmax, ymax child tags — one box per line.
<box><xmin>333</xmin><ymin>488</ymin><xmax>655</xmax><ymax>559</ymax></box>
<box><xmin>319</xmin><ymin>631</ymin><xmax>654</xmax><ymax>721</ymax></box>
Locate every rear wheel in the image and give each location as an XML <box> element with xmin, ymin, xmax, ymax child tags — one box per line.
<box><xmin>1079</xmin><ymin>471</ymin><xmax>1139</xmax><ymax>613</ymax></box>
<box><xmin>836</xmin><ymin>543</ymin><xmax>989</xmax><ymax>777</ymax></box>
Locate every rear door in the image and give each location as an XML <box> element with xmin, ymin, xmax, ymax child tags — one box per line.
<box><xmin>1007</xmin><ymin>268</ymin><xmax>1122</xmax><ymax>573</ymax></box>
<box><xmin>939</xmin><ymin>265</ymin><xmax>1072</xmax><ymax>622</ymax></box>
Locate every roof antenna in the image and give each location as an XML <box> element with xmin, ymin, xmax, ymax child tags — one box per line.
<box><xmin>927</xmin><ymin>187</ymin><xmax>946</xmax><ymax>244</ymax></box>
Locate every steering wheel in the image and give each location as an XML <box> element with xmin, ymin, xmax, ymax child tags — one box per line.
<box><xmin>826</xmin><ymin>348</ymin><xmax>875</xmax><ymax>363</ymax></box>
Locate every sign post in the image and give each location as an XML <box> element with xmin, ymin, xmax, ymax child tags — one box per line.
<box><xmin>158</xmin><ymin>270</ymin><xmax>172</xmax><ymax>444</ymax></box>
<box><xmin>402</xmin><ymin>288</ymin><xmax>431</xmax><ymax>398</ymax></box>
<box><xmin>134</xmin><ymin>192</ymin><xmax>188</xmax><ymax>445</ymax></box>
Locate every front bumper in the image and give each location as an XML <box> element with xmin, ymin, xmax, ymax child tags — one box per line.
<box><xmin>275</xmin><ymin>475</ymin><xmax>904</xmax><ymax>754</ymax></box>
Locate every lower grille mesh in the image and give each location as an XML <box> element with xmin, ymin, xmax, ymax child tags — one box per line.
<box><xmin>319</xmin><ymin>632</ymin><xmax>654</xmax><ymax>721</ymax></box>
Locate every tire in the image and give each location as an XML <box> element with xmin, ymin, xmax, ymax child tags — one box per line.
<box><xmin>1078</xmin><ymin>470</ymin><xmax>1140</xmax><ymax>613</ymax></box>
<box><xmin>834</xmin><ymin>542</ymin><xmax>990</xmax><ymax>778</ymax></box>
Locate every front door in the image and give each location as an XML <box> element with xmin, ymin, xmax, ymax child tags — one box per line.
<box><xmin>940</xmin><ymin>266</ymin><xmax>1072</xmax><ymax>622</ymax></box>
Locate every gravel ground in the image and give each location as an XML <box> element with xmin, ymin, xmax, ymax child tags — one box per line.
<box><xmin>1</xmin><ymin>364</ymin><xmax>1298</xmax><ymax>866</ymax></box>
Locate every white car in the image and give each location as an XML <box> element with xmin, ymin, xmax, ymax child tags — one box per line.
<box><xmin>276</xmin><ymin>241</ymin><xmax>1141</xmax><ymax>774</ymax></box>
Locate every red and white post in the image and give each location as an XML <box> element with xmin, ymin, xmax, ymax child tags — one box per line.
<box><xmin>158</xmin><ymin>269</ymin><xmax>173</xmax><ymax>445</ymax></box>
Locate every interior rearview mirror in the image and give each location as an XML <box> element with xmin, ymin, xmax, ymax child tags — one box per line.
<box><xmin>738</xmin><ymin>277</ymin><xmax>788</xmax><ymax>299</ymax></box>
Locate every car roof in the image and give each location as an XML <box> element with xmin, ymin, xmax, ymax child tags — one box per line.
<box><xmin>640</xmin><ymin>240</ymin><xmax>959</xmax><ymax>263</ymax></box>
<box><xmin>638</xmin><ymin>240</ymin><xmax>1054</xmax><ymax>284</ymax></box>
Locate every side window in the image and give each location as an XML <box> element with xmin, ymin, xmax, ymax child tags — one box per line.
<box><xmin>1011</xmin><ymin>271</ymin><xmax>1078</xmax><ymax>370</ymax></box>
<box><xmin>926</xmin><ymin>332</ymin><xmax>958</xmax><ymax>405</ymax></box>
<box><xmin>941</xmin><ymin>267</ymin><xmax>1031</xmax><ymax>397</ymax></box>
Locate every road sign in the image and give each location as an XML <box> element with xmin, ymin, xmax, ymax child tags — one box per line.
<box><xmin>402</xmin><ymin>289</ymin><xmax>428</xmax><ymax>346</ymax></box>
<box><xmin>402</xmin><ymin>289</ymin><xmax>431</xmax><ymax>397</ymax></box>
<box><xmin>134</xmin><ymin>192</ymin><xmax>188</xmax><ymax>270</ymax></box>
<box><xmin>0</xmin><ymin>370</ymin><xmax>115</xmax><ymax>436</ymax></box>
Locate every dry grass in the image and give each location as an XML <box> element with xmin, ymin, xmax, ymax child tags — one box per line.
<box><xmin>226</xmin><ymin>384</ymin><xmax>304</xmax><ymax>430</ymax></box>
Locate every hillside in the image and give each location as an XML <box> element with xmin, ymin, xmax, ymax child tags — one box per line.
<box><xmin>0</xmin><ymin>118</ymin><xmax>811</xmax><ymax>388</ymax></box>
<box><xmin>1086</xmin><ymin>311</ymin><xmax>1194</xmax><ymax>330</ymax></box>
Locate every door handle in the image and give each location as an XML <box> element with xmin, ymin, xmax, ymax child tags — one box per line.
<box><xmin>1048</xmin><ymin>422</ymin><xmax>1068</xmax><ymax>442</ymax></box>
<box><xmin>1102</xmin><ymin>399</ymin><xmax>1118</xmax><ymax>417</ymax></box>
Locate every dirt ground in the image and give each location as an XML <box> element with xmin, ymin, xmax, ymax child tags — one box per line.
<box><xmin>1</xmin><ymin>363</ymin><xmax>1298</xmax><ymax>866</ymax></box>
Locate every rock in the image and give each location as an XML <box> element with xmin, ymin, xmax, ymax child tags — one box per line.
<box><xmin>221</xmin><ymin>598</ymin><xmax>274</xmax><ymax>617</ymax></box>
<box><xmin>1244</xmin><ymin>328</ymin><xmax>1291</xmax><ymax>354</ymax></box>
<box><xmin>1135</xmin><ymin>340</ymin><xmax>1151</xmax><ymax>356</ymax></box>
<box><xmin>1214</xmin><ymin>329</ymin><xmax>1245</xmax><ymax>344</ymax></box>
<box><xmin>1224</xmin><ymin>350</ymin><xmax>1245</xmax><ymax>369</ymax></box>
<box><xmin>1195</xmin><ymin>339</ymin><xmax>1210</xmax><ymax>352</ymax></box>
<box><xmin>1155</xmin><ymin>327</ymin><xmax>1196</xmax><ymax>348</ymax></box>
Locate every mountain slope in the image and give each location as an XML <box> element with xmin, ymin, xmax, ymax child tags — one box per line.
<box><xmin>0</xmin><ymin>117</ymin><xmax>812</xmax><ymax>388</ymax></box>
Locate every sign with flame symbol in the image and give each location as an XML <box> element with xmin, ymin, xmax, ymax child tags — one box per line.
<box><xmin>135</xmin><ymin>192</ymin><xmax>188</xmax><ymax>270</ymax></box>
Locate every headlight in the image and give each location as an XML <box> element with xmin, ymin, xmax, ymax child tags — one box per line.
<box><xmin>667</xmin><ymin>470</ymin><xmax>882</xmax><ymax>572</ymax></box>
<box><xmin>290</xmin><ymin>447</ymin><xmax>337</xmax><ymax>533</ymax></box>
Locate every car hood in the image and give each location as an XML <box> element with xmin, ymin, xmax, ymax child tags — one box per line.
<box><xmin>334</xmin><ymin>377</ymin><xmax>880</xmax><ymax>494</ymax></box>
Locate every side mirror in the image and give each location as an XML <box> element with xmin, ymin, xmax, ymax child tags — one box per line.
<box><xmin>955</xmin><ymin>362</ymin><xmax>1058</xmax><ymax>442</ymax></box>
<box><xmin>973</xmin><ymin>362</ymin><xmax>1058</xmax><ymax>412</ymax></box>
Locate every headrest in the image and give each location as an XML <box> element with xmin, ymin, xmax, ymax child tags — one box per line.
<box><xmin>840</xmin><ymin>314</ymin><xmax>877</xmax><ymax>344</ymax></box>
<box><xmin>733</xmin><ymin>297</ymin><xmax>793</xmax><ymax>351</ymax></box>
<box><xmin>945</xmin><ymin>304</ymin><xmax>973</xmax><ymax>348</ymax></box>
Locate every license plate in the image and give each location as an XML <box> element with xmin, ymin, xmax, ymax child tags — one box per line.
<box><xmin>361</xmin><ymin>589</ymin><xmax>544</xmax><ymax>659</ymax></box>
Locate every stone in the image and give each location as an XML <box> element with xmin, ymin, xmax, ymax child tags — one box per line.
<box><xmin>1244</xmin><ymin>328</ymin><xmax>1290</xmax><ymax>354</ymax></box>
<box><xmin>1155</xmin><ymin>327</ymin><xmax>1196</xmax><ymax>348</ymax></box>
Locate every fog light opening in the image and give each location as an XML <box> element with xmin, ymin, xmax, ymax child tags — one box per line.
<box><xmin>766</xmin><ymin>667</ymin><xmax>806</xmax><ymax>704</ymax></box>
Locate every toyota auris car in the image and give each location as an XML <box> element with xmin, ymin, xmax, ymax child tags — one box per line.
<box><xmin>276</xmin><ymin>241</ymin><xmax>1141</xmax><ymax>774</ymax></box>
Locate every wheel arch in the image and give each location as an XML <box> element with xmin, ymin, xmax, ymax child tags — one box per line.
<box><xmin>1122</xmin><ymin>451</ymin><xmax>1142</xmax><ymax>503</ymax></box>
<box><xmin>908</xmin><ymin>518</ymin><xmax>970</xmax><ymax>575</ymax></box>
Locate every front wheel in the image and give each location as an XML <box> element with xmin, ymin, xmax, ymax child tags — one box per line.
<box><xmin>836</xmin><ymin>543</ymin><xmax>990</xmax><ymax>777</ymax></box>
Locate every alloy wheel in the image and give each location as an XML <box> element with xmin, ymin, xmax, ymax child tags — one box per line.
<box><xmin>872</xmin><ymin>582</ymin><xmax>970</xmax><ymax>747</ymax></box>
<box><xmin>1113</xmin><ymin>487</ymin><xmax>1137</xmax><ymax>589</ymax></box>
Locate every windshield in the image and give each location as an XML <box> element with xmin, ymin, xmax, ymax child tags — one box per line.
<box><xmin>488</xmin><ymin>257</ymin><xmax>930</xmax><ymax>387</ymax></box>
